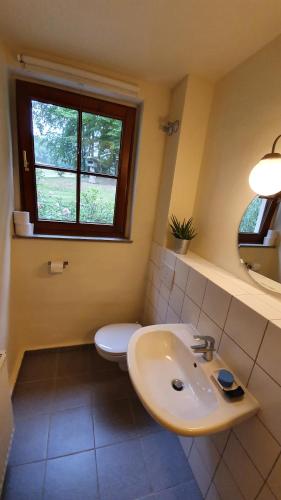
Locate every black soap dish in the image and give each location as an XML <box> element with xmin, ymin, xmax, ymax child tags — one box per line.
<box><xmin>212</xmin><ymin>369</ymin><xmax>245</xmax><ymax>400</ymax></box>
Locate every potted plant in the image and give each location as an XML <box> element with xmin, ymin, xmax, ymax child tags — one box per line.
<box><xmin>169</xmin><ymin>214</ymin><xmax>197</xmax><ymax>254</ymax></box>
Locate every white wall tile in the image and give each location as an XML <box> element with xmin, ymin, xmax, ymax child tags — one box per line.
<box><xmin>224</xmin><ymin>298</ymin><xmax>268</xmax><ymax>359</ymax></box>
<box><xmin>166</xmin><ymin>306</ymin><xmax>180</xmax><ymax>323</ymax></box>
<box><xmin>248</xmin><ymin>365</ymin><xmax>281</xmax><ymax>445</ymax></box>
<box><xmin>143</xmin><ymin>301</ymin><xmax>157</xmax><ymax>326</ymax></box>
<box><xmin>268</xmin><ymin>454</ymin><xmax>281</xmax><ymax>500</ymax></box>
<box><xmin>178</xmin><ymin>436</ymin><xmax>193</xmax><ymax>458</ymax></box>
<box><xmin>194</xmin><ymin>436</ymin><xmax>220</xmax><ymax>477</ymax></box>
<box><xmin>169</xmin><ymin>284</ymin><xmax>184</xmax><ymax>316</ymax></box>
<box><xmin>152</xmin><ymin>266</ymin><xmax>161</xmax><ymax>290</ymax></box>
<box><xmin>151</xmin><ymin>242</ymin><xmax>162</xmax><ymax>266</ymax></box>
<box><xmin>223</xmin><ymin>433</ymin><xmax>263</xmax><ymax>499</ymax></box>
<box><xmin>237</xmin><ymin>294</ymin><xmax>281</xmax><ymax>321</ymax></box>
<box><xmin>159</xmin><ymin>262</ymin><xmax>174</xmax><ymax>290</ymax></box>
<box><xmin>181</xmin><ymin>296</ymin><xmax>200</xmax><ymax>327</ymax></box>
<box><xmin>174</xmin><ymin>258</ymin><xmax>190</xmax><ymax>291</ymax></box>
<box><xmin>214</xmin><ymin>460</ymin><xmax>244</xmax><ymax>500</ymax></box>
<box><xmin>202</xmin><ymin>282</ymin><xmax>231</xmax><ymax>328</ymax></box>
<box><xmin>258</xmin><ymin>321</ymin><xmax>281</xmax><ymax>386</ymax></box>
<box><xmin>159</xmin><ymin>282</ymin><xmax>171</xmax><ymax>302</ymax></box>
<box><xmin>206</xmin><ymin>483</ymin><xmax>221</xmax><ymax>500</ymax></box>
<box><xmin>156</xmin><ymin>294</ymin><xmax>168</xmax><ymax>323</ymax></box>
<box><xmin>161</xmin><ymin>248</ymin><xmax>176</xmax><ymax>269</ymax></box>
<box><xmin>234</xmin><ymin>416</ymin><xmax>280</xmax><ymax>478</ymax></box>
<box><xmin>189</xmin><ymin>442</ymin><xmax>212</xmax><ymax>496</ymax></box>
<box><xmin>186</xmin><ymin>269</ymin><xmax>207</xmax><ymax>307</ymax></box>
<box><xmin>148</xmin><ymin>284</ymin><xmax>159</xmax><ymax>310</ymax></box>
<box><xmin>197</xmin><ymin>311</ymin><xmax>223</xmax><ymax>351</ymax></box>
<box><xmin>257</xmin><ymin>483</ymin><xmax>276</xmax><ymax>500</ymax></box>
<box><xmin>210</xmin><ymin>430</ymin><xmax>230</xmax><ymax>456</ymax></box>
<box><xmin>218</xmin><ymin>333</ymin><xmax>254</xmax><ymax>386</ymax></box>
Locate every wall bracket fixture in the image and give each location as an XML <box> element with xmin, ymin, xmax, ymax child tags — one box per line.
<box><xmin>161</xmin><ymin>120</ymin><xmax>180</xmax><ymax>136</ymax></box>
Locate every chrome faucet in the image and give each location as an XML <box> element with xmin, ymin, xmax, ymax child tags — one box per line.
<box><xmin>190</xmin><ymin>335</ymin><xmax>215</xmax><ymax>361</ymax></box>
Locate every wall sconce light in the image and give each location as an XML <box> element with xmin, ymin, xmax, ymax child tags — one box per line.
<box><xmin>249</xmin><ymin>134</ymin><xmax>281</xmax><ymax>196</ymax></box>
<box><xmin>161</xmin><ymin>120</ymin><xmax>180</xmax><ymax>136</ymax></box>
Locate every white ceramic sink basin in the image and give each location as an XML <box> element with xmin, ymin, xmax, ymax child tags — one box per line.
<box><xmin>128</xmin><ymin>323</ymin><xmax>259</xmax><ymax>436</ymax></box>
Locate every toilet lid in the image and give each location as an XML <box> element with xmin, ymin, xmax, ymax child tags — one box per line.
<box><xmin>94</xmin><ymin>323</ymin><xmax>142</xmax><ymax>355</ymax></box>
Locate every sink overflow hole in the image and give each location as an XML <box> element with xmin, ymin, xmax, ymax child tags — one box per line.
<box><xmin>171</xmin><ymin>379</ymin><xmax>184</xmax><ymax>391</ymax></box>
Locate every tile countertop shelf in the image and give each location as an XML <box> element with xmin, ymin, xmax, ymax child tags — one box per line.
<box><xmin>174</xmin><ymin>250</ymin><xmax>281</xmax><ymax>321</ymax></box>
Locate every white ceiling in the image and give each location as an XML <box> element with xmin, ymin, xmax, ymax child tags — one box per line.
<box><xmin>1</xmin><ymin>0</ymin><xmax>281</xmax><ymax>85</ymax></box>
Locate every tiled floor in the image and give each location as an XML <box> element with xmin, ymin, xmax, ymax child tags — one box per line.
<box><xmin>2</xmin><ymin>345</ymin><xmax>202</xmax><ymax>500</ymax></box>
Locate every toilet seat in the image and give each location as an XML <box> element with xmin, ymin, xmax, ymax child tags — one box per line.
<box><xmin>94</xmin><ymin>323</ymin><xmax>141</xmax><ymax>355</ymax></box>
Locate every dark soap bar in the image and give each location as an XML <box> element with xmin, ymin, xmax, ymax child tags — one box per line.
<box><xmin>223</xmin><ymin>386</ymin><xmax>245</xmax><ymax>399</ymax></box>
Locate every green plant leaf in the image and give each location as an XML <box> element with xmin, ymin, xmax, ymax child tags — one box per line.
<box><xmin>169</xmin><ymin>214</ymin><xmax>197</xmax><ymax>240</ymax></box>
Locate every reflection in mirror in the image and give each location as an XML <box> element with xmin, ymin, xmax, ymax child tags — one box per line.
<box><xmin>238</xmin><ymin>195</ymin><xmax>281</xmax><ymax>293</ymax></box>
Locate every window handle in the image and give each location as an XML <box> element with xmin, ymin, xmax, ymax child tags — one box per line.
<box><xmin>23</xmin><ymin>150</ymin><xmax>29</xmax><ymax>172</ymax></box>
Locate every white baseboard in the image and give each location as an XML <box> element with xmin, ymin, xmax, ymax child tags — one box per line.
<box><xmin>9</xmin><ymin>350</ymin><xmax>24</xmax><ymax>393</ymax></box>
<box><xmin>24</xmin><ymin>338</ymin><xmax>93</xmax><ymax>352</ymax></box>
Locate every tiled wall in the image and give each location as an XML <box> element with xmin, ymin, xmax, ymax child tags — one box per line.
<box><xmin>143</xmin><ymin>242</ymin><xmax>281</xmax><ymax>500</ymax></box>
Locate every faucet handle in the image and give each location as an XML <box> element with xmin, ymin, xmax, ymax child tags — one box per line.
<box><xmin>191</xmin><ymin>335</ymin><xmax>215</xmax><ymax>349</ymax></box>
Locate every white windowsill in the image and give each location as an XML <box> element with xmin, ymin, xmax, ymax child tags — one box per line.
<box><xmin>13</xmin><ymin>234</ymin><xmax>132</xmax><ymax>243</ymax></box>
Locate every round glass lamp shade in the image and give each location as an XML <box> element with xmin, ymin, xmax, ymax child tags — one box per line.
<box><xmin>249</xmin><ymin>153</ymin><xmax>281</xmax><ymax>196</ymax></box>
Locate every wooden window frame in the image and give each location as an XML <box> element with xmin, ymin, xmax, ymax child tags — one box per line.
<box><xmin>16</xmin><ymin>80</ymin><xmax>136</xmax><ymax>238</ymax></box>
<box><xmin>238</xmin><ymin>197</ymin><xmax>278</xmax><ymax>244</ymax></box>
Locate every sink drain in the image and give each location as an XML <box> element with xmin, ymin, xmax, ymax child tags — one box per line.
<box><xmin>171</xmin><ymin>379</ymin><xmax>184</xmax><ymax>391</ymax></box>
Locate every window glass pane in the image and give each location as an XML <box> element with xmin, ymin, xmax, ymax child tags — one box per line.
<box><xmin>239</xmin><ymin>197</ymin><xmax>266</xmax><ymax>233</ymax></box>
<box><xmin>36</xmin><ymin>168</ymin><xmax>76</xmax><ymax>222</ymax></box>
<box><xmin>81</xmin><ymin>112</ymin><xmax>122</xmax><ymax>176</ymax></box>
<box><xmin>32</xmin><ymin>101</ymin><xmax>78</xmax><ymax>170</ymax></box>
<box><xmin>80</xmin><ymin>175</ymin><xmax>117</xmax><ymax>224</ymax></box>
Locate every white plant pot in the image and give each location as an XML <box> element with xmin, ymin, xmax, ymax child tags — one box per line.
<box><xmin>15</xmin><ymin>223</ymin><xmax>34</xmax><ymax>237</ymax></box>
<box><xmin>173</xmin><ymin>237</ymin><xmax>190</xmax><ymax>255</ymax></box>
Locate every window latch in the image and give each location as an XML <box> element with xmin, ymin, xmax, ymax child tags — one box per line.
<box><xmin>23</xmin><ymin>150</ymin><xmax>29</xmax><ymax>172</ymax></box>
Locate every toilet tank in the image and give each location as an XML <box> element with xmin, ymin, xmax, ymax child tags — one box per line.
<box><xmin>0</xmin><ymin>351</ymin><xmax>14</xmax><ymax>493</ymax></box>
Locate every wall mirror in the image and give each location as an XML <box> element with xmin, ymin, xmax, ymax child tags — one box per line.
<box><xmin>238</xmin><ymin>195</ymin><xmax>281</xmax><ymax>293</ymax></box>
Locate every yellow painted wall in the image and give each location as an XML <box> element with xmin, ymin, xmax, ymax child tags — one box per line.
<box><xmin>153</xmin><ymin>75</ymin><xmax>213</xmax><ymax>246</ymax></box>
<box><xmin>168</xmin><ymin>76</ymin><xmax>213</xmax><ymax>222</ymax></box>
<box><xmin>0</xmin><ymin>43</ymin><xmax>18</xmax><ymax>380</ymax></box>
<box><xmin>192</xmin><ymin>34</ymin><xmax>281</xmax><ymax>291</ymax></box>
<box><xmin>10</xmin><ymin>71</ymin><xmax>170</xmax><ymax>353</ymax></box>
<box><xmin>153</xmin><ymin>77</ymin><xmax>187</xmax><ymax>244</ymax></box>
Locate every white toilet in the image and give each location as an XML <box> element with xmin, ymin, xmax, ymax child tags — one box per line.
<box><xmin>94</xmin><ymin>323</ymin><xmax>142</xmax><ymax>370</ymax></box>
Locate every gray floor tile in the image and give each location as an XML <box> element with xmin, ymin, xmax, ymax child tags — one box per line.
<box><xmin>140</xmin><ymin>480</ymin><xmax>203</xmax><ymax>499</ymax></box>
<box><xmin>52</xmin><ymin>374</ymin><xmax>92</xmax><ymax>411</ymax></box>
<box><xmin>44</xmin><ymin>450</ymin><xmax>98</xmax><ymax>500</ymax></box>
<box><xmin>57</xmin><ymin>346</ymin><xmax>94</xmax><ymax>377</ymax></box>
<box><xmin>9</xmin><ymin>414</ymin><xmax>49</xmax><ymax>466</ymax></box>
<box><xmin>96</xmin><ymin>439</ymin><xmax>151</xmax><ymax>500</ymax></box>
<box><xmin>13</xmin><ymin>380</ymin><xmax>55</xmax><ymax>419</ymax></box>
<box><xmin>47</xmin><ymin>406</ymin><xmax>94</xmax><ymax>458</ymax></box>
<box><xmin>18</xmin><ymin>351</ymin><xmax>58</xmax><ymax>382</ymax></box>
<box><xmin>92</xmin><ymin>370</ymin><xmax>135</xmax><ymax>405</ymax></box>
<box><xmin>93</xmin><ymin>398</ymin><xmax>137</xmax><ymax>448</ymax></box>
<box><xmin>91</xmin><ymin>348</ymin><xmax>120</xmax><ymax>374</ymax></box>
<box><xmin>6</xmin><ymin>345</ymin><xmax>201</xmax><ymax>500</ymax></box>
<box><xmin>141</xmin><ymin>431</ymin><xmax>193</xmax><ymax>492</ymax></box>
<box><xmin>131</xmin><ymin>397</ymin><xmax>163</xmax><ymax>436</ymax></box>
<box><xmin>2</xmin><ymin>461</ymin><xmax>45</xmax><ymax>500</ymax></box>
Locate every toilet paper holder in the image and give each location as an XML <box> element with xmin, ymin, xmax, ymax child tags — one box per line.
<box><xmin>48</xmin><ymin>261</ymin><xmax>69</xmax><ymax>269</ymax></box>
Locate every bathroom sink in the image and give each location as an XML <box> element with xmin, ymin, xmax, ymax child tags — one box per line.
<box><xmin>127</xmin><ymin>323</ymin><xmax>259</xmax><ymax>436</ymax></box>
